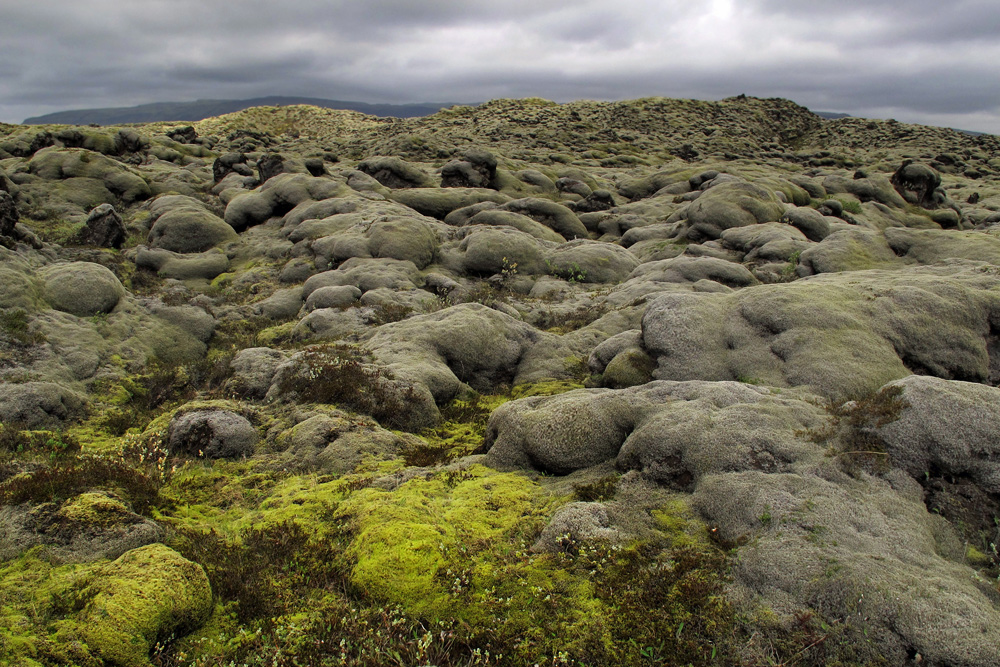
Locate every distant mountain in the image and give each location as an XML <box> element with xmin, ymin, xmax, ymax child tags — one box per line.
<box><xmin>815</xmin><ymin>111</ymin><xmax>852</xmax><ymax>120</ymax></box>
<box><xmin>22</xmin><ymin>96</ymin><xmax>462</xmax><ymax>125</ymax></box>
<box><xmin>813</xmin><ymin>110</ymin><xmax>985</xmax><ymax>136</ymax></box>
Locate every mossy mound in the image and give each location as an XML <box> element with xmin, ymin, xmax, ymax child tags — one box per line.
<box><xmin>0</xmin><ymin>544</ymin><xmax>211</xmax><ymax>667</ymax></box>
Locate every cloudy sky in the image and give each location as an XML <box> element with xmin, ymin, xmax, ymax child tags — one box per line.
<box><xmin>2</xmin><ymin>0</ymin><xmax>999</xmax><ymax>133</ymax></box>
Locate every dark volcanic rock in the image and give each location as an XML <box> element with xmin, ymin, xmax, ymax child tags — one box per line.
<box><xmin>213</xmin><ymin>151</ymin><xmax>252</xmax><ymax>183</ymax></box>
<box><xmin>256</xmin><ymin>152</ymin><xmax>289</xmax><ymax>184</ymax></box>
<box><xmin>891</xmin><ymin>160</ymin><xmax>943</xmax><ymax>208</ymax></box>
<box><xmin>440</xmin><ymin>148</ymin><xmax>498</xmax><ymax>189</ymax></box>
<box><xmin>0</xmin><ymin>190</ymin><xmax>18</xmax><ymax>237</ymax></box>
<box><xmin>82</xmin><ymin>203</ymin><xmax>126</xmax><ymax>248</ymax></box>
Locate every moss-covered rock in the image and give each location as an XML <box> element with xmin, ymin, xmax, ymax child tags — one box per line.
<box><xmin>77</xmin><ymin>543</ymin><xmax>212</xmax><ymax>667</ymax></box>
<box><xmin>642</xmin><ymin>262</ymin><xmax>1000</xmax><ymax>401</ymax></box>
<box><xmin>388</xmin><ymin>187</ymin><xmax>511</xmax><ymax>219</ymax></box>
<box><xmin>0</xmin><ymin>381</ymin><xmax>86</xmax><ymax>429</ymax></box>
<box><xmin>146</xmin><ymin>195</ymin><xmax>238</xmax><ymax>253</ymax></box>
<box><xmin>40</xmin><ymin>261</ymin><xmax>125</xmax><ymax>317</ymax></box>
<box><xmin>678</xmin><ymin>181</ymin><xmax>785</xmax><ymax>241</ymax></box>
<box><xmin>27</xmin><ymin>147</ymin><xmax>150</xmax><ymax>203</ymax></box>
<box><xmin>545</xmin><ymin>240</ymin><xmax>640</xmax><ymax>283</ymax></box>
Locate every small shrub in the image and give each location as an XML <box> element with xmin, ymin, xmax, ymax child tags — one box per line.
<box><xmin>802</xmin><ymin>385</ymin><xmax>908</xmax><ymax>476</ymax></box>
<box><xmin>366</xmin><ymin>302</ymin><xmax>414</xmax><ymax>325</ymax></box>
<box><xmin>0</xmin><ymin>309</ymin><xmax>46</xmax><ymax>346</ymax></box>
<box><xmin>572</xmin><ymin>474</ymin><xmax>620</xmax><ymax>502</ymax></box>
<box><xmin>0</xmin><ymin>431</ymin><xmax>168</xmax><ymax>513</ymax></box>
<box><xmin>531</xmin><ymin>303</ymin><xmax>609</xmax><ymax>334</ymax></box>
<box><xmin>173</xmin><ymin>519</ymin><xmax>347</xmax><ymax>625</ymax></box>
<box><xmin>276</xmin><ymin>344</ymin><xmax>421</xmax><ymax>430</ymax></box>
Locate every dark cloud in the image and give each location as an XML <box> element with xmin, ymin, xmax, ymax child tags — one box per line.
<box><xmin>1</xmin><ymin>0</ymin><xmax>998</xmax><ymax>134</ymax></box>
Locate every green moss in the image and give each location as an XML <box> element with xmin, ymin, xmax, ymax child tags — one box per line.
<box><xmin>510</xmin><ymin>380</ymin><xmax>584</xmax><ymax>399</ymax></box>
<box><xmin>413</xmin><ymin>394</ymin><xmax>512</xmax><ymax>465</ymax></box>
<box><xmin>76</xmin><ymin>543</ymin><xmax>212</xmax><ymax>667</ymax></box>
<box><xmin>338</xmin><ymin>466</ymin><xmax>547</xmax><ymax>619</ymax></box>
<box><xmin>0</xmin><ymin>549</ymin><xmax>93</xmax><ymax>665</ymax></box>
<box><xmin>57</xmin><ymin>492</ymin><xmax>136</xmax><ymax>529</ymax></box>
<box><xmin>256</xmin><ymin>320</ymin><xmax>296</xmax><ymax>347</ymax></box>
<box><xmin>966</xmin><ymin>545</ymin><xmax>992</xmax><ymax>567</ymax></box>
<box><xmin>65</xmin><ymin>418</ymin><xmax>128</xmax><ymax>452</ymax></box>
<box><xmin>652</xmin><ymin>498</ymin><xmax>713</xmax><ymax>550</ymax></box>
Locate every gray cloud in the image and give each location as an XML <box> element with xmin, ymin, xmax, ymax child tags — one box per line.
<box><xmin>1</xmin><ymin>0</ymin><xmax>998</xmax><ymax>134</ymax></box>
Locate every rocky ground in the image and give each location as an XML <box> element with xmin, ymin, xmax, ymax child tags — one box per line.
<box><xmin>1</xmin><ymin>95</ymin><xmax>999</xmax><ymax>666</ymax></box>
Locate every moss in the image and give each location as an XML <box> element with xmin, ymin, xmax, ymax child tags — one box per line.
<box><xmin>65</xmin><ymin>418</ymin><xmax>128</xmax><ymax>452</ymax></box>
<box><xmin>256</xmin><ymin>320</ymin><xmax>296</xmax><ymax>347</ymax></box>
<box><xmin>413</xmin><ymin>394</ymin><xmax>512</xmax><ymax>465</ymax></box>
<box><xmin>0</xmin><ymin>308</ymin><xmax>46</xmax><ymax>346</ymax></box>
<box><xmin>966</xmin><ymin>545</ymin><xmax>992</xmax><ymax>567</ymax></box>
<box><xmin>0</xmin><ymin>548</ymin><xmax>96</xmax><ymax>667</ymax></box>
<box><xmin>338</xmin><ymin>465</ymin><xmax>548</xmax><ymax>619</ymax></box>
<box><xmin>57</xmin><ymin>492</ymin><xmax>137</xmax><ymax>529</ymax></box>
<box><xmin>76</xmin><ymin>543</ymin><xmax>212</xmax><ymax>667</ymax></box>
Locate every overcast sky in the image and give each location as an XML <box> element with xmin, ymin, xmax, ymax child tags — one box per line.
<box><xmin>2</xmin><ymin>0</ymin><xmax>999</xmax><ymax>134</ymax></box>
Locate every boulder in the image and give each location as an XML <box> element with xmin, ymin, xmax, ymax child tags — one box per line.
<box><xmin>531</xmin><ymin>502</ymin><xmax>622</xmax><ymax>552</ymax></box>
<box><xmin>266</xmin><ymin>346</ymin><xmax>439</xmax><ymax>431</ymax></box>
<box><xmin>545</xmin><ymin>239</ymin><xmax>640</xmax><ymax>283</ymax></box>
<box><xmin>640</xmin><ymin>262</ymin><xmax>1000</xmax><ymax>402</ymax></box>
<box><xmin>484</xmin><ymin>381</ymin><xmax>824</xmax><ymax>480</ymax></box>
<box><xmin>440</xmin><ymin>148</ymin><xmax>498</xmax><ymax>188</ymax></box>
<box><xmin>41</xmin><ymin>261</ymin><xmax>125</xmax><ymax>317</ymax></box>
<box><xmin>0</xmin><ymin>381</ymin><xmax>86</xmax><ymax>429</ymax></box>
<box><xmin>367</xmin><ymin>303</ymin><xmax>540</xmax><ymax>401</ymax></box>
<box><xmin>134</xmin><ymin>246</ymin><xmax>230</xmax><ymax>280</ymax></box>
<box><xmin>720</xmin><ymin>223</ymin><xmax>811</xmax><ymax>263</ymax></box>
<box><xmin>147</xmin><ymin>195</ymin><xmax>238</xmax><ymax>253</ymax></box>
<box><xmin>389</xmin><ymin>187</ymin><xmax>511</xmax><ymax>219</ymax></box>
<box><xmin>255</xmin><ymin>286</ymin><xmax>305</xmax><ymax>319</ymax></box>
<box><xmin>780</xmin><ymin>206</ymin><xmax>831</xmax><ymax>242</ymax></box>
<box><xmin>81</xmin><ymin>203</ymin><xmax>127</xmax><ymax>248</ymax></box>
<box><xmin>569</xmin><ymin>189</ymin><xmax>616</xmax><ymax>213</ymax></box>
<box><xmin>256</xmin><ymin>152</ymin><xmax>289</xmax><ymax>184</ymax></box>
<box><xmin>277</xmin><ymin>412</ymin><xmax>421</xmax><ymax>473</ymax></box>
<box><xmin>500</xmin><ymin>197</ymin><xmax>588</xmax><ymax>240</ymax></box>
<box><xmin>797</xmin><ymin>228</ymin><xmax>900</xmax><ymax>276</ymax></box>
<box><xmin>367</xmin><ymin>216</ymin><xmax>440</xmax><ymax>268</ymax></box>
<box><xmin>226</xmin><ymin>347</ymin><xmax>288</xmax><ymax>399</ymax></box>
<box><xmin>358</xmin><ymin>156</ymin><xmax>435</xmax><ymax>189</ymax></box>
<box><xmin>626</xmin><ymin>255</ymin><xmax>760</xmax><ymax>288</ymax></box>
<box><xmin>304</xmin><ymin>285</ymin><xmax>363</xmax><ymax>311</ymax></box>
<box><xmin>883</xmin><ymin>227</ymin><xmax>1000</xmax><ymax>266</ymax></box>
<box><xmin>466</xmin><ymin>209</ymin><xmax>566</xmax><ymax>243</ymax></box>
<box><xmin>166</xmin><ymin>409</ymin><xmax>258</xmax><ymax>459</ymax></box>
<box><xmin>457</xmin><ymin>226</ymin><xmax>554</xmax><ymax>276</ymax></box>
<box><xmin>77</xmin><ymin>544</ymin><xmax>212</xmax><ymax>667</ymax></box>
<box><xmin>679</xmin><ymin>181</ymin><xmax>785</xmax><ymax>241</ymax></box>
<box><xmin>224</xmin><ymin>173</ymin><xmax>344</xmax><ymax>231</ymax></box>
<box><xmin>891</xmin><ymin>160</ymin><xmax>943</xmax><ymax>208</ymax></box>
<box><xmin>212</xmin><ymin>151</ymin><xmax>253</xmax><ymax>182</ymax></box>
<box><xmin>0</xmin><ymin>492</ymin><xmax>163</xmax><ymax>563</ymax></box>
<box><xmin>28</xmin><ymin>147</ymin><xmax>151</xmax><ymax>204</ymax></box>
<box><xmin>875</xmin><ymin>375</ymin><xmax>1000</xmax><ymax>493</ymax></box>
<box><xmin>302</xmin><ymin>257</ymin><xmax>421</xmax><ymax>297</ymax></box>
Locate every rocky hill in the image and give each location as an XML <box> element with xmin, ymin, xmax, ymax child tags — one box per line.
<box><xmin>1</xmin><ymin>96</ymin><xmax>999</xmax><ymax>667</ymax></box>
